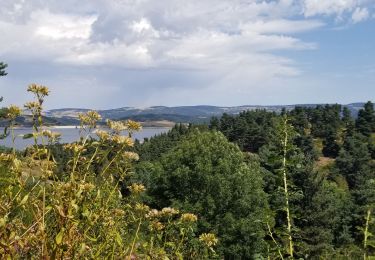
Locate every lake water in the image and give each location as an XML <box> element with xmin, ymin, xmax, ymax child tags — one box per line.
<box><xmin>0</xmin><ymin>127</ymin><xmax>171</xmax><ymax>150</ymax></box>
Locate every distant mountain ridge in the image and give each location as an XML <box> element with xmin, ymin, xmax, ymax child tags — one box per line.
<box><xmin>44</xmin><ymin>103</ymin><xmax>367</xmax><ymax>125</ymax></box>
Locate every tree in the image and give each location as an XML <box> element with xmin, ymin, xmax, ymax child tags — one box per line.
<box><xmin>259</xmin><ymin>116</ymin><xmax>308</xmax><ymax>258</ymax></box>
<box><xmin>139</xmin><ymin>130</ymin><xmax>269</xmax><ymax>258</ymax></box>
<box><xmin>322</xmin><ymin>128</ymin><xmax>340</xmax><ymax>158</ymax></box>
<box><xmin>302</xmin><ymin>180</ymin><xmax>355</xmax><ymax>257</ymax></box>
<box><xmin>356</xmin><ymin>101</ymin><xmax>375</xmax><ymax>137</ymax></box>
<box><xmin>336</xmin><ymin>133</ymin><xmax>372</xmax><ymax>189</ymax></box>
<box><xmin>0</xmin><ymin>62</ymin><xmax>7</xmax><ymax>77</ymax></box>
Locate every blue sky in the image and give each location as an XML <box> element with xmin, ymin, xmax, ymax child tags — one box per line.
<box><xmin>0</xmin><ymin>0</ymin><xmax>374</xmax><ymax>109</ymax></box>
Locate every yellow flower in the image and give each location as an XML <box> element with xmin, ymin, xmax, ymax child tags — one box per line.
<box><xmin>95</xmin><ymin>129</ymin><xmax>110</xmax><ymax>141</ymax></box>
<box><xmin>135</xmin><ymin>203</ymin><xmax>150</xmax><ymax>213</ymax></box>
<box><xmin>107</xmin><ymin>120</ymin><xmax>127</xmax><ymax>133</ymax></box>
<box><xmin>27</xmin><ymin>84</ymin><xmax>50</xmax><ymax>96</ymax></box>
<box><xmin>42</xmin><ymin>130</ymin><xmax>61</xmax><ymax>140</ymax></box>
<box><xmin>161</xmin><ymin>207</ymin><xmax>179</xmax><ymax>217</ymax></box>
<box><xmin>112</xmin><ymin>135</ymin><xmax>134</xmax><ymax>146</ymax></box>
<box><xmin>128</xmin><ymin>183</ymin><xmax>146</xmax><ymax>194</ymax></box>
<box><xmin>122</xmin><ymin>151</ymin><xmax>139</xmax><ymax>161</ymax></box>
<box><xmin>0</xmin><ymin>153</ymin><xmax>12</xmax><ymax>162</ymax></box>
<box><xmin>150</xmin><ymin>221</ymin><xmax>164</xmax><ymax>232</ymax></box>
<box><xmin>146</xmin><ymin>209</ymin><xmax>161</xmax><ymax>219</ymax></box>
<box><xmin>199</xmin><ymin>233</ymin><xmax>218</xmax><ymax>247</ymax></box>
<box><xmin>180</xmin><ymin>213</ymin><xmax>198</xmax><ymax>222</ymax></box>
<box><xmin>126</xmin><ymin>120</ymin><xmax>142</xmax><ymax>131</ymax></box>
<box><xmin>63</xmin><ymin>143</ymin><xmax>86</xmax><ymax>153</ymax></box>
<box><xmin>7</xmin><ymin>105</ymin><xmax>22</xmax><ymax>119</ymax></box>
<box><xmin>78</xmin><ymin>111</ymin><xmax>101</xmax><ymax>127</ymax></box>
<box><xmin>24</xmin><ymin>101</ymin><xmax>40</xmax><ymax>110</ymax></box>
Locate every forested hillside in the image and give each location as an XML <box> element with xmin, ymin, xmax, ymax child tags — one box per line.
<box><xmin>133</xmin><ymin>102</ymin><xmax>375</xmax><ymax>258</ymax></box>
<box><xmin>1</xmin><ymin>62</ymin><xmax>375</xmax><ymax>258</ymax></box>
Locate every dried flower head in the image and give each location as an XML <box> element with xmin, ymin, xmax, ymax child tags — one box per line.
<box><xmin>0</xmin><ymin>153</ymin><xmax>12</xmax><ymax>162</ymax></box>
<box><xmin>24</xmin><ymin>101</ymin><xmax>41</xmax><ymax>110</ymax></box>
<box><xmin>180</xmin><ymin>213</ymin><xmax>198</xmax><ymax>223</ymax></box>
<box><xmin>126</xmin><ymin>120</ymin><xmax>142</xmax><ymax>131</ymax></box>
<box><xmin>199</xmin><ymin>233</ymin><xmax>218</xmax><ymax>247</ymax></box>
<box><xmin>150</xmin><ymin>221</ymin><xmax>164</xmax><ymax>232</ymax></box>
<box><xmin>95</xmin><ymin>129</ymin><xmax>110</xmax><ymax>141</ymax></box>
<box><xmin>63</xmin><ymin>143</ymin><xmax>86</xmax><ymax>153</ymax></box>
<box><xmin>42</xmin><ymin>130</ymin><xmax>61</xmax><ymax>141</ymax></box>
<box><xmin>128</xmin><ymin>183</ymin><xmax>146</xmax><ymax>194</ymax></box>
<box><xmin>107</xmin><ymin>120</ymin><xmax>127</xmax><ymax>133</ymax></box>
<box><xmin>135</xmin><ymin>203</ymin><xmax>150</xmax><ymax>213</ymax></box>
<box><xmin>112</xmin><ymin>135</ymin><xmax>134</xmax><ymax>146</ymax></box>
<box><xmin>27</xmin><ymin>84</ymin><xmax>50</xmax><ymax>96</ymax></box>
<box><xmin>79</xmin><ymin>111</ymin><xmax>101</xmax><ymax>127</ymax></box>
<box><xmin>7</xmin><ymin>105</ymin><xmax>22</xmax><ymax>119</ymax></box>
<box><xmin>161</xmin><ymin>207</ymin><xmax>179</xmax><ymax>217</ymax></box>
<box><xmin>122</xmin><ymin>151</ymin><xmax>139</xmax><ymax>161</ymax></box>
<box><xmin>146</xmin><ymin>209</ymin><xmax>161</xmax><ymax>219</ymax></box>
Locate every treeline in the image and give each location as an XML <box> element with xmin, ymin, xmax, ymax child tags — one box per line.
<box><xmin>133</xmin><ymin>102</ymin><xmax>375</xmax><ymax>258</ymax></box>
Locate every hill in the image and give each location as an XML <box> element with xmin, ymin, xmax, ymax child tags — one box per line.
<box><xmin>44</xmin><ymin>103</ymin><xmax>366</xmax><ymax>125</ymax></box>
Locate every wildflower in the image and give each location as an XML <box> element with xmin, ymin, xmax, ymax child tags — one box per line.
<box><xmin>146</xmin><ymin>209</ymin><xmax>161</xmax><ymax>219</ymax></box>
<box><xmin>113</xmin><ymin>208</ymin><xmax>125</xmax><ymax>217</ymax></box>
<box><xmin>150</xmin><ymin>221</ymin><xmax>164</xmax><ymax>232</ymax></box>
<box><xmin>79</xmin><ymin>111</ymin><xmax>101</xmax><ymax>127</ymax></box>
<box><xmin>126</xmin><ymin>120</ymin><xmax>142</xmax><ymax>131</ymax></box>
<box><xmin>199</xmin><ymin>233</ymin><xmax>218</xmax><ymax>247</ymax></box>
<box><xmin>24</xmin><ymin>101</ymin><xmax>41</xmax><ymax>110</ymax></box>
<box><xmin>42</xmin><ymin>130</ymin><xmax>61</xmax><ymax>141</ymax></box>
<box><xmin>180</xmin><ymin>213</ymin><xmax>198</xmax><ymax>223</ymax></box>
<box><xmin>95</xmin><ymin>129</ymin><xmax>110</xmax><ymax>141</ymax></box>
<box><xmin>0</xmin><ymin>153</ymin><xmax>12</xmax><ymax>162</ymax></box>
<box><xmin>122</xmin><ymin>151</ymin><xmax>139</xmax><ymax>161</ymax></box>
<box><xmin>161</xmin><ymin>207</ymin><xmax>179</xmax><ymax>217</ymax></box>
<box><xmin>107</xmin><ymin>120</ymin><xmax>127</xmax><ymax>133</ymax></box>
<box><xmin>79</xmin><ymin>182</ymin><xmax>95</xmax><ymax>192</ymax></box>
<box><xmin>128</xmin><ymin>183</ymin><xmax>146</xmax><ymax>194</ymax></box>
<box><xmin>27</xmin><ymin>84</ymin><xmax>50</xmax><ymax>96</ymax></box>
<box><xmin>112</xmin><ymin>135</ymin><xmax>134</xmax><ymax>146</ymax></box>
<box><xmin>7</xmin><ymin>105</ymin><xmax>22</xmax><ymax>119</ymax></box>
<box><xmin>135</xmin><ymin>203</ymin><xmax>150</xmax><ymax>213</ymax></box>
<box><xmin>63</xmin><ymin>143</ymin><xmax>86</xmax><ymax>153</ymax></box>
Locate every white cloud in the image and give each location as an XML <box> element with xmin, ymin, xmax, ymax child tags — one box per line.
<box><xmin>303</xmin><ymin>0</ymin><xmax>357</xmax><ymax>17</ymax></box>
<box><xmin>352</xmin><ymin>7</ymin><xmax>370</xmax><ymax>23</ymax></box>
<box><xmin>302</xmin><ymin>0</ymin><xmax>374</xmax><ymax>22</ymax></box>
<box><xmin>0</xmin><ymin>0</ymin><xmax>373</xmax><ymax>108</ymax></box>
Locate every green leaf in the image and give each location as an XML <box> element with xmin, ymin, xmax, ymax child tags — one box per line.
<box><xmin>19</xmin><ymin>194</ymin><xmax>29</xmax><ymax>206</ymax></box>
<box><xmin>22</xmin><ymin>133</ymin><xmax>34</xmax><ymax>139</ymax></box>
<box><xmin>115</xmin><ymin>232</ymin><xmax>123</xmax><ymax>246</ymax></box>
<box><xmin>55</xmin><ymin>228</ymin><xmax>64</xmax><ymax>245</ymax></box>
<box><xmin>0</xmin><ymin>217</ymin><xmax>7</xmax><ymax>227</ymax></box>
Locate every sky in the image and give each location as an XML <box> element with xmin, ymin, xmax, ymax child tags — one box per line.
<box><xmin>0</xmin><ymin>0</ymin><xmax>374</xmax><ymax>109</ymax></box>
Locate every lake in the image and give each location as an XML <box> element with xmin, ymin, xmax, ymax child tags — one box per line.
<box><xmin>0</xmin><ymin>126</ymin><xmax>171</xmax><ymax>150</ymax></box>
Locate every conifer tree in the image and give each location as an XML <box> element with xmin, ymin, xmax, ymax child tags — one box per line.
<box><xmin>0</xmin><ymin>62</ymin><xmax>7</xmax><ymax>77</ymax></box>
<box><xmin>356</xmin><ymin>101</ymin><xmax>375</xmax><ymax>137</ymax></box>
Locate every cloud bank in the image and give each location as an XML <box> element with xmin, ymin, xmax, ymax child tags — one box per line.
<box><xmin>0</xmin><ymin>0</ymin><xmax>374</xmax><ymax>108</ymax></box>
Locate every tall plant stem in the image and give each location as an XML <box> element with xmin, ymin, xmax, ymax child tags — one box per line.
<box><xmin>282</xmin><ymin>117</ymin><xmax>293</xmax><ymax>258</ymax></box>
<box><xmin>364</xmin><ymin>208</ymin><xmax>372</xmax><ymax>260</ymax></box>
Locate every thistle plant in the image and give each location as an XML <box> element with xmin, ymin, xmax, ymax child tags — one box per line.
<box><xmin>0</xmin><ymin>85</ymin><xmax>216</xmax><ymax>259</ymax></box>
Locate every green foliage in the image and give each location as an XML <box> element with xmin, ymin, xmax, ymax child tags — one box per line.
<box><xmin>209</xmin><ymin>110</ymin><xmax>276</xmax><ymax>153</ymax></box>
<box><xmin>302</xmin><ymin>180</ymin><xmax>356</xmax><ymax>257</ymax></box>
<box><xmin>137</xmin><ymin>130</ymin><xmax>269</xmax><ymax>258</ymax></box>
<box><xmin>356</xmin><ymin>101</ymin><xmax>375</xmax><ymax>137</ymax></box>
<box><xmin>0</xmin><ymin>62</ymin><xmax>7</xmax><ymax>77</ymax></box>
<box><xmin>0</xmin><ymin>86</ymin><xmax>216</xmax><ymax>258</ymax></box>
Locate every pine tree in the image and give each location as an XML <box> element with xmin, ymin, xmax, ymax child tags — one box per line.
<box><xmin>356</xmin><ymin>101</ymin><xmax>375</xmax><ymax>137</ymax></box>
<box><xmin>0</xmin><ymin>62</ymin><xmax>7</xmax><ymax>77</ymax></box>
